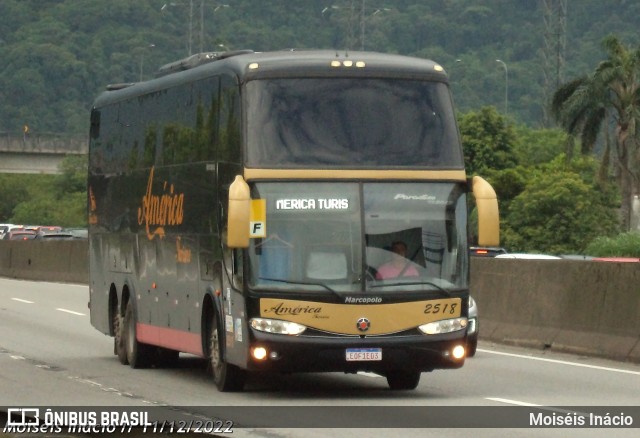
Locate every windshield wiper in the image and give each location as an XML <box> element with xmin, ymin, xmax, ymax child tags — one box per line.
<box><xmin>369</xmin><ymin>280</ymin><xmax>451</xmax><ymax>297</ymax></box>
<box><xmin>258</xmin><ymin>277</ymin><xmax>342</xmax><ymax>299</ymax></box>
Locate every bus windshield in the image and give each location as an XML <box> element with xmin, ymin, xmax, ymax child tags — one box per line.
<box><xmin>245</xmin><ymin>78</ymin><xmax>462</xmax><ymax>168</ymax></box>
<box><xmin>248</xmin><ymin>182</ymin><xmax>469</xmax><ymax>293</ymax></box>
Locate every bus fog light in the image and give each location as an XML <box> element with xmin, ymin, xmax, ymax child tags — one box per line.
<box><xmin>252</xmin><ymin>346</ymin><xmax>268</xmax><ymax>361</ymax></box>
<box><xmin>419</xmin><ymin>317</ymin><xmax>468</xmax><ymax>335</ymax></box>
<box><xmin>250</xmin><ymin>318</ymin><xmax>307</xmax><ymax>335</ymax></box>
<box><xmin>269</xmin><ymin>351</ymin><xmax>280</xmax><ymax>360</ymax></box>
<box><xmin>452</xmin><ymin>345</ymin><xmax>465</xmax><ymax>359</ymax></box>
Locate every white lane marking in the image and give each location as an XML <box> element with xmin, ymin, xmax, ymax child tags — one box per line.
<box><xmin>56</xmin><ymin>308</ymin><xmax>86</xmax><ymax>316</ymax></box>
<box><xmin>486</xmin><ymin>397</ymin><xmax>593</xmax><ymax>418</ymax></box>
<box><xmin>11</xmin><ymin>298</ymin><xmax>34</xmax><ymax>304</ymax></box>
<box><xmin>69</xmin><ymin>376</ymin><xmax>160</xmax><ymax>404</ymax></box>
<box><xmin>478</xmin><ymin>348</ymin><xmax>640</xmax><ymax>376</ymax></box>
<box><xmin>486</xmin><ymin>397</ymin><xmax>541</xmax><ymax>407</ymax></box>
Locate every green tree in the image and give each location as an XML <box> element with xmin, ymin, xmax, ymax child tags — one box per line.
<box><xmin>11</xmin><ymin>193</ymin><xmax>59</xmax><ymax>226</ymax></box>
<box><xmin>458</xmin><ymin>106</ymin><xmax>518</xmax><ymax>175</ymax></box>
<box><xmin>55</xmin><ymin>154</ymin><xmax>87</xmax><ymax>194</ymax></box>
<box><xmin>502</xmin><ymin>157</ymin><xmax>619</xmax><ymax>254</ymax></box>
<box><xmin>0</xmin><ymin>174</ymin><xmax>30</xmax><ymax>222</ymax></box>
<box><xmin>586</xmin><ymin>232</ymin><xmax>640</xmax><ymax>257</ymax></box>
<box><xmin>512</xmin><ymin>125</ymin><xmax>566</xmax><ymax>167</ymax></box>
<box><xmin>551</xmin><ymin>34</ymin><xmax>640</xmax><ymax>231</ymax></box>
<box><xmin>6</xmin><ymin>155</ymin><xmax>87</xmax><ymax>227</ymax></box>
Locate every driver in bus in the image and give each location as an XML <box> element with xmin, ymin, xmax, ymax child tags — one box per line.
<box><xmin>375</xmin><ymin>241</ymin><xmax>419</xmax><ymax>279</ymax></box>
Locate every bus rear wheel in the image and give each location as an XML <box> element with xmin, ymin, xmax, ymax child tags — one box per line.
<box><xmin>386</xmin><ymin>370</ymin><xmax>421</xmax><ymax>390</ymax></box>
<box><xmin>124</xmin><ymin>300</ymin><xmax>152</xmax><ymax>368</ymax></box>
<box><xmin>209</xmin><ymin>312</ymin><xmax>246</xmax><ymax>392</ymax></box>
<box><xmin>114</xmin><ymin>310</ymin><xmax>128</xmax><ymax>365</ymax></box>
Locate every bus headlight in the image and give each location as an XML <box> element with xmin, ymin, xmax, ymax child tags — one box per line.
<box><xmin>419</xmin><ymin>317</ymin><xmax>468</xmax><ymax>335</ymax></box>
<box><xmin>250</xmin><ymin>318</ymin><xmax>307</xmax><ymax>335</ymax></box>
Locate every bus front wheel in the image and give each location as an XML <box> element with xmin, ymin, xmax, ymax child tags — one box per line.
<box><xmin>209</xmin><ymin>312</ymin><xmax>246</xmax><ymax>392</ymax></box>
<box><xmin>386</xmin><ymin>370</ymin><xmax>421</xmax><ymax>390</ymax></box>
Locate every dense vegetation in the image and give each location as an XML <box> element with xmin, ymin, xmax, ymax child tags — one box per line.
<box><xmin>1</xmin><ymin>0</ymin><xmax>640</xmax><ymax>134</ymax></box>
<box><xmin>1</xmin><ymin>0</ymin><xmax>640</xmax><ymax>255</ymax></box>
<box><xmin>0</xmin><ymin>155</ymin><xmax>87</xmax><ymax>228</ymax></box>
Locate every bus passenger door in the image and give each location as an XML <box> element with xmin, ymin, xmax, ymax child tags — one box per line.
<box><xmin>217</xmin><ymin>162</ymin><xmax>249</xmax><ymax>367</ymax></box>
<box><xmin>220</xmin><ymin>245</ymin><xmax>249</xmax><ymax>367</ymax></box>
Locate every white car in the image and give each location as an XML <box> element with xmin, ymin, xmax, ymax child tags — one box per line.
<box><xmin>0</xmin><ymin>223</ymin><xmax>14</xmax><ymax>239</ymax></box>
<box><xmin>494</xmin><ymin>253</ymin><xmax>561</xmax><ymax>260</ymax></box>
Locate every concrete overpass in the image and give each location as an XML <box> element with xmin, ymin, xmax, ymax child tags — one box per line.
<box><xmin>0</xmin><ymin>133</ymin><xmax>87</xmax><ymax>174</ymax></box>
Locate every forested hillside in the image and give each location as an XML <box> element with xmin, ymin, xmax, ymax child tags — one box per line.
<box><xmin>1</xmin><ymin>0</ymin><xmax>639</xmax><ymax>135</ymax></box>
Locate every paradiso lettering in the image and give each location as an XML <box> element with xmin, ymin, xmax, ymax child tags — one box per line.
<box><xmin>137</xmin><ymin>167</ymin><xmax>185</xmax><ymax>240</ymax></box>
<box><xmin>394</xmin><ymin>193</ymin><xmax>447</xmax><ymax>205</ymax></box>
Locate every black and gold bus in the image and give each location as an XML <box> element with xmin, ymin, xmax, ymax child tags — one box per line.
<box><xmin>88</xmin><ymin>49</ymin><xmax>499</xmax><ymax>391</ymax></box>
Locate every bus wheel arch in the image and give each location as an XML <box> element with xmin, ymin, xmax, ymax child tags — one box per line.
<box><xmin>203</xmin><ymin>283</ymin><xmax>245</xmax><ymax>392</ymax></box>
<box><xmin>201</xmin><ymin>292</ymin><xmax>215</xmax><ymax>359</ymax></box>
<box><xmin>121</xmin><ymin>285</ymin><xmax>152</xmax><ymax>368</ymax></box>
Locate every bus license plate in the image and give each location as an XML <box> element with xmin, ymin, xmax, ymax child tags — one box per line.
<box><xmin>346</xmin><ymin>348</ymin><xmax>382</xmax><ymax>361</ymax></box>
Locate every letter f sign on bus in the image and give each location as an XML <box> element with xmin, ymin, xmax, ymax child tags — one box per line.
<box><xmin>250</xmin><ymin>199</ymin><xmax>266</xmax><ymax>238</ymax></box>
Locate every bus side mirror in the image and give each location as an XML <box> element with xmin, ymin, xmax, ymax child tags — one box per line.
<box><xmin>471</xmin><ymin>176</ymin><xmax>500</xmax><ymax>247</ymax></box>
<box><xmin>227</xmin><ymin>175</ymin><xmax>250</xmax><ymax>248</ymax></box>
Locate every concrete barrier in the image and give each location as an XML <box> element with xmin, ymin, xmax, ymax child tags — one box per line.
<box><xmin>0</xmin><ymin>240</ymin><xmax>88</xmax><ymax>284</ymax></box>
<box><xmin>1</xmin><ymin>240</ymin><xmax>638</xmax><ymax>363</ymax></box>
<box><xmin>471</xmin><ymin>257</ymin><xmax>640</xmax><ymax>363</ymax></box>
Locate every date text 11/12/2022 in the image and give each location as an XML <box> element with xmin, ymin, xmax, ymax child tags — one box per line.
<box><xmin>3</xmin><ymin>420</ymin><xmax>234</xmax><ymax>434</ymax></box>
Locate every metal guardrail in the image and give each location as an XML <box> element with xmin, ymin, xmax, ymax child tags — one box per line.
<box><xmin>0</xmin><ymin>133</ymin><xmax>87</xmax><ymax>154</ymax></box>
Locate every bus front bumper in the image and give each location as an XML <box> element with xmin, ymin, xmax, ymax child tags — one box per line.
<box><xmin>244</xmin><ymin>330</ymin><xmax>467</xmax><ymax>373</ymax></box>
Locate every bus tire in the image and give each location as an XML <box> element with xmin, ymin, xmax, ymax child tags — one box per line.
<box><xmin>124</xmin><ymin>299</ymin><xmax>152</xmax><ymax>368</ymax></box>
<box><xmin>114</xmin><ymin>310</ymin><xmax>128</xmax><ymax>365</ymax></box>
<box><xmin>209</xmin><ymin>312</ymin><xmax>246</xmax><ymax>392</ymax></box>
<box><xmin>386</xmin><ymin>370</ymin><xmax>421</xmax><ymax>390</ymax></box>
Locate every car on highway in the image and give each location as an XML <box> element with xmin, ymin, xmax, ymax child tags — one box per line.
<box><xmin>559</xmin><ymin>254</ymin><xmax>595</xmax><ymax>261</ymax></box>
<box><xmin>63</xmin><ymin>227</ymin><xmax>88</xmax><ymax>239</ymax></box>
<box><xmin>36</xmin><ymin>226</ymin><xmax>63</xmax><ymax>234</ymax></box>
<box><xmin>4</xmin><ymin>230</ymin><xmax>37</xmax><ymax>240</ymax></box>
<box><xmin>34</xmin><ymin>232</ymin><xmax>75</xmax><ymax>240</ymax></box>
<box><xmin>0</xmin><ymin>223</ymin><xmax>14</xmax><ymax>238</ymax></box>
<box><xmin>494</xmin><ymin>253</ymin><xmax>562</xmax><ymax>260</ymax></box>
<box><xmin>2</xmin><ymin>224</ymin><xmax>25</xmax><ymax>235</ymax></box>
<box><xmin>470</xmin><ymin>246</ymin><xmax>507</xmax><ymax>257</ymax></box>
<box><xmin>592</xmin><ymin>257</ymin><xmax>640</xmax><ymax>263</ymax></box>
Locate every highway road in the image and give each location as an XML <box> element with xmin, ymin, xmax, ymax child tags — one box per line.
<box><xmin>1</xmin><ymin>277</ymin><xmax>639</xmax><ymax>437</ymax></box>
